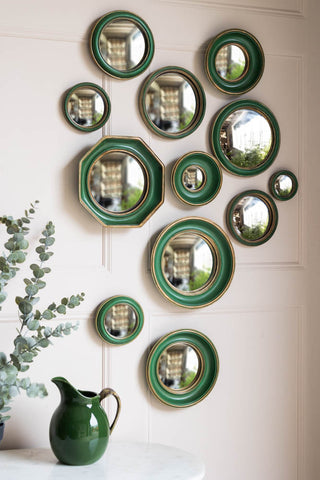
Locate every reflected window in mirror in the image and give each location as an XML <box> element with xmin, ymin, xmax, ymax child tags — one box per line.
<box><xmin>215</xmin><ymin>44</ymin><xmax>248</xmax><ymax>81</ymax></box>
<box><xmin>227</xmin><ymin>190</ymin><xmax>278</xmax><ymax>246</ymax></box>
<box><xmin>211</xmin><ymin>100</ymin><xmax>280</xmax><ymax>176</ymax></box>
<box><xmin>162</xmin><ymin>232</ymin><xmax>216</xmax><ymax>294</ymax></box>
<box><xmin>269</xmin><ymin>170</ymin><xmax>298</xmax><ymax>201</ymax></box>
<box><xmin>89</xmin><ymin>151</ymin><xmax>148</xmax><ymax>214</ymax></box>
<box><xmin>157</xmin><ymin>343</ymin><xmax>201</xmax><ymax>391</ymax></box>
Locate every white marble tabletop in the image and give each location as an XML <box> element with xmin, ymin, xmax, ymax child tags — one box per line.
<box><xmin>0</xmin><ymin>441</ymin><xmax>205</xmax><ymax>480</ymax></box>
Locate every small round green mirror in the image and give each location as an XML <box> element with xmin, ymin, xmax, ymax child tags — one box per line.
<box><xmin>96</xmin><ymin>296</ymin><xmax>144</xmax><ymax>345</ymax></box>
<box><xmin>269</xmin><ymin>170</ymin><xmax>298</xmax><ymax>201</ymax></box>
<box><xmin>64</xmin><ymin>83</ymin><xmax>111</xmax><ymax>132</ymax></box>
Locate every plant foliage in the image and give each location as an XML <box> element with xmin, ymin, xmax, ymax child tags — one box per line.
<box><xmin>0</xmin><ymin>204</ymin><xmax>84</xmax><ymax>424</ymax></box>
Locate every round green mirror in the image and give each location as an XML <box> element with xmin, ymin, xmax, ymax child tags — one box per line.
<box><xmin>146</xmin><ymin>329</ymin><xmax>219</xmax><ymax>407</ymax></box>
<box><xmin>139</xmin><ymin>67</ymin><xmax>206</xmax><ymax>139</ymax></box>
<box><xmin>171</xmin><ymin>151</ymin><xmax>222</xmax><ymax>205</ymax></box>
<box><xmin>91</xmin><ymin>11</ymin><xmax>154</xmax><ymax>79</ymax></box>
<box><xmin>227</xmin><ymin>190</ymin><xmax>278</xmax><ymax>246</ymax></box>
<box><xmin>269</xmin><ymin>170</ymin><xmax>298</xmax><ymax>201</ymax></box>
<box><xmin>211</xmin><ymin>100</ymin><xmax>280</xmax><ymax>176</ymax></box>
<box><xmin>96</xmin><ymin>296</ymin><xmax>144</xmax><ymax>345</ymax></box>
<box><xmin>88</xmin><ymin>150</ymin><xmax>148</xmax><ymax>214</ymax></box>
<box><xmin>64</xmin><ymin>83</ymin><xmax>111</xmax><ymax>132</ymax></box>
<box><xmin>205</xmin><ymin>29</ymin><xmax>264</xmax><ymax>95</ymax></box>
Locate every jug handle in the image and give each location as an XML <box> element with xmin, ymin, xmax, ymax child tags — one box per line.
<box><xmin>99</xmin><ymin>388</ymin><xmax>121</xmax><ymax>434</ymax></box>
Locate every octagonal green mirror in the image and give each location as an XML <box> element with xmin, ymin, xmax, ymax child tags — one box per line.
<box><xmin>79</xmin><ymin>136</ymin><xmax>164</xmax><ymax>227</ymax></box>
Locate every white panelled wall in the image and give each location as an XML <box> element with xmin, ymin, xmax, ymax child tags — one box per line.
<box><xmin>0</xmin><ymin>1</ymin><xmax>318</xmax><ymax>479</ymax></box>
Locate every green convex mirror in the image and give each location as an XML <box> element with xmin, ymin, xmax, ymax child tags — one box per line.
<box><xmin>211</xmin><ymin>100</ymin><xmax>280</xmax><ymax>176</ymax></box>
<box><xmin>171</xmin><ymin>151</ymin><xmax>222</xmax><ymax>205</ymax></box>
<box><xmin>79</xmin><ymin>136</ymin><xmax>164</xmax><ymax>227</ymax></box>
<box><xmin>90</xmin><ymin>11</ymin><xmax>154</xmax><ymax>79</ymax></box>
<box><xmin>64</xmin><ymin>83</ymin><xmax>111</xmax><ymax>132</ymax></box>
<box><xmin>146</xmin><ymin>329</ymin><xmax>219</xmax><ymax>407</ymax></box>
<box><xmin>205</xmin><ymin>29</ymin><xmax>264</xmax><ymax>95</ymax></box>
<box><xmin>227</xmin><ymin>190</ymin><xmax>278</xmax><ymax>246</ymax></box>
<box><xmin>151</xmin><ymin>217</ymin><xmax>235</xmax><ymax>308</ymax></box>
<box><xmin>139</xmin><ymin>67</ymin><xmax>206</xmax><ymax>139</ymax></box>
<box><xmin>269</xmin><ymin>170</ymin><xmax>298</xmax><ymax>201</ymax></box>
<box><xmin>96</xmin><ymin>296</ymin><xmax>144</xmax><ymax>345</ymax></box>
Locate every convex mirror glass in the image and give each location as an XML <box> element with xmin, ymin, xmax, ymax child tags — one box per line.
<box><xmin>89</xmin><ymin>151</ymin><xmax>147</xmax><ymax>214</ymax></box>
<box><xmin>211</xmin><ymin>100</ymin><xmax>280</xmax><ymax>176</ymax></box>
<box><xmin>215</xmin><ymin>44</ymin><xmax>247</xmax><ymax>81</ymax></box>
<box><xmin>158</xmin><ymin>343</ymin><xmax>201</xmax><ymax>391</ymax></box>
<box><xmin>162</xmin><ymin>232</ymin><xmax>215</xmax><ymax>294</ymax></box>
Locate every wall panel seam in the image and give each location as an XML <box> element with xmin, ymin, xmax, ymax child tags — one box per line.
<box><xmin>159</xmin><ymin>0</ymin><xmax>304</xmax><ymax>17</ymax></box>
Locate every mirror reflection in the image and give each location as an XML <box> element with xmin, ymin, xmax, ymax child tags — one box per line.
<box><xmin>274</xmin><ymin>174</ymin><xmax>293</xmax><ymax>197</ymax></box>
<box><xmin>232</xmin><ymin>195</ymin><xmax>270</xmax><ymax>241</ymax></box>
<box><xmin>99</xmin><ymin>19</ymin><xmax>146</xmax><ymax>71</ymax></box>
<box><xmin>89</xmin><ymin>151</ymin><xmax>146</xmax><ymax>213</ymax></box>
<box><xmin>215</xmin><ymin>44</ymin><xmax>247</xmax><ymax>81</ymax></box>
<box><xmin>182</xmin><ymin>166</ymin><xmax>205</xmax><ymax>191</ymax></box>
<box><xmin>67</xmin><ymin>87</ymin><xmax>106</xmax><ymax>128</ymax></box>
<box><xmin>104</xmin><ymin>303</ymin><xmax>137</xmax><ymax>338</ymax></box>
<box><xmin>158</xmin><ymin>343</ymin><xmax>201</xmax><ymax>390</ymax></box>
<box><xmin>220</xmin><ymin>109</ymin><xmax>272</xmax><ymax>169</ymax></box>
<box><xmin>162</xmin><ymin>232</ymin><xmax>214</xmax><ymax>293</ymax></box>
<box><xmin>144</xmin><ymin>73</ymin><xmax>197</xmax><ymax>133</ymax></box>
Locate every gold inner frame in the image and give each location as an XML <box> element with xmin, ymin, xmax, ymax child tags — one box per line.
<box><xmin>87</xmin><ymin>148</ymin><xmax>150</xmax><ymax>217</ymax></box>
<box><xmin>104</xmin><ymin>302</ymin><xmax>139</xmax><ymax>339</ymax></box>
<box><xmin>215</xmin><ymin>42</ymin><xmax>250</xmax><ymax>83</ymax></box>
<box><xmin>160</xmin><ymin>229</ymin><xmax>221</xmax><ymax>297</ymax></box>
<box><xmin>181</xmin><ymin>164</ymin><xmax>207</xmax><ymax>193</ymax></box>
<box><xmin>156</xmin><ymin>341</ymin><xmax>204</xmax><ymax>395</ymax></box>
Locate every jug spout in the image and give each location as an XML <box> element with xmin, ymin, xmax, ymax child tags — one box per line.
<box><xmin>51</xmin><ymin>377</ymin><xmax>81</xmax><ymax>403</ymax></box>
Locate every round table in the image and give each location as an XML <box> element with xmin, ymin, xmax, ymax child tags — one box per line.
<box><xmin>0</xmin><ymin>441</ymin><xmax>205</xmax><ymax>480</ymax></box>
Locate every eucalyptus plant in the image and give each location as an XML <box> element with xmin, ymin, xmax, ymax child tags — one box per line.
<box><xmin>0</xmin><ymin>203</ymin><xmax>84</xmax><ymax>424</ymax></box>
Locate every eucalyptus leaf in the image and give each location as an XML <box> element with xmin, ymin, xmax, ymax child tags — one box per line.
<box><xmin>19</xmin><ymin>300</ymin><xmax>33</xmax><ymax>315</ymax></box>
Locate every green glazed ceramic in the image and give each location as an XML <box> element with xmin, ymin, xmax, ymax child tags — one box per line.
<box><xmin>171</xmin><ymin>151</ymin><xmax>222</xmax><ymax>205</ymax></box>
<box><xmin>146</xmin><ymin>329</ymin><xmax>219</xmax><ymax>407</ymax></box>
<box><xmin>205</xmin><ymin>29</ymin><xmax>264</xmax><ymax>95</ymax></box>
<box><xmin>49</xmin><ymin>377</ymin><xmax>121</xmax><ymax>465</ymax></box>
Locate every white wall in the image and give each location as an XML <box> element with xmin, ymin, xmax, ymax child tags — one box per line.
<box><xmin>0</xmin><ymin>0</ymin><xmax>318</xmax><ymax>479</ymax></box>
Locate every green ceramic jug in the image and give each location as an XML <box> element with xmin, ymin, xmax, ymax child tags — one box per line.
<box><xmin>49</xmin><ymin>377</ymin><xmax>121</xmax><ymax>465</ymax></box>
